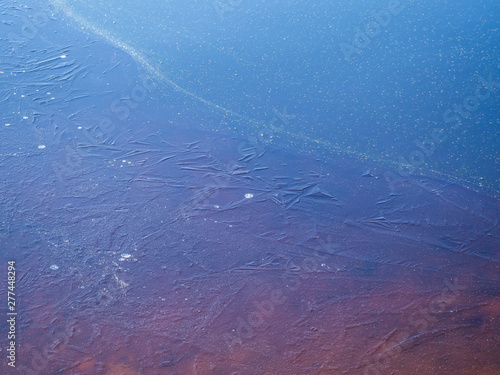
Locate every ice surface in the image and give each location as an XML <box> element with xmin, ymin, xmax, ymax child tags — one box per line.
<box><xmin>0</xmin><ymin>1</ymin><xmax>498</xmax><ymax>375</ymax></box>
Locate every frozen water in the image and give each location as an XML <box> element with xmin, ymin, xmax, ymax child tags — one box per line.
<box><xmin>0</xmin><ymin>1</ymin><xmax>498</xmax><ymax>374</ymax></box>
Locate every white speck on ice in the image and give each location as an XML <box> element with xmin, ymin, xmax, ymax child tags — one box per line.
<box><xmin>245</xmin><ymin>193</ymin><xmax>254</xmax><ymax>199</ymax></box>
<box><xmin>38</xmin><ymin>145</ymin><xmax>46</xmax><ymax>149</ymax></box>
<box><xmin>77</xmin><ymin>126</ymin><xmax>82</xmax><ymax>129</ymax></box>
<box><xmin>23</xmin><ymin>116</ymin><xmax>28</xmax><ymax>120</ymax></box>
<box><xmin>60</xmin><ymin>55</ymin><xmax>67</xmax><ymax>58</ymax></box>
<box><xmin>5</xmin><ymin>123</ymin><xmax>11</xmax><ymax>127</ymax></box>
<box><xmin>50</xmin><ymin>265</ymin><xmax>59</xmax><ymax>270</ymax></box>
<box><xmin>121</xmin><ymin>253</ymin><xmax>131</xmax><ymax>259</ymax></box>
